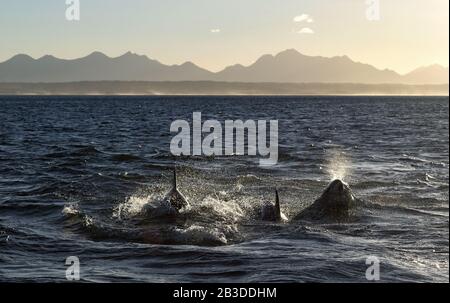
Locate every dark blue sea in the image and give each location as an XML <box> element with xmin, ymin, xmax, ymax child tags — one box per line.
<box><xmin>0</xmin><ymin>96</ymin><xmax>448</xmax><ymax>282</ymax></box>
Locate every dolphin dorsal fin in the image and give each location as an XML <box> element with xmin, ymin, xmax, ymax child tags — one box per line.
<box><xmin>275</xmin><ymin>189</ymin><xmax>281</xmax><ymax>220</ymax></box>
<box><xmin>173</xmin><ymin>168</ymin><xmax>178</xmax><ymax>190</ymax></box>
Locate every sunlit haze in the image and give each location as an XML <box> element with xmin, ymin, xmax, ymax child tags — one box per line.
<box><xmin>0</xmin><ymin>0</ymin><xmax>448</xmax><ymax>74</ymax></box>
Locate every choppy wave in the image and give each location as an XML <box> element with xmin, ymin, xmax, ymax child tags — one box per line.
<box><xmin>0</xmin><ymin>96</ymin><xmax>448</xmax><ymax>282</ymax></box>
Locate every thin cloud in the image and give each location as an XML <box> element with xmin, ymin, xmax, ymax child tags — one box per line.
<box><xmin>210</xmin><ymin>29</ymin><xmax>221</xmax><ymax>33</ymax></box>
<box><xmin>293</xmin><ymin>14</ymin><xmax>312</xmax><ymax>23</ymax></box>
<box><xmin>298</xmin><ymin>27</ymin><xmax>314</xmax><ymax>34</ymax></box>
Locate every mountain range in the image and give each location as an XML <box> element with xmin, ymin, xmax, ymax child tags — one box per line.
<box><xmin>0</xmin><ymin>49</ymin><xmax>448</xmax><ymax>84</ymax></box>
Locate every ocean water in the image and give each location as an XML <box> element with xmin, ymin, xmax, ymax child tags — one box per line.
<box><xmin>0</xmin><ymin>96</ymin><xmax>448</xmax><ymax>282</ymax></box>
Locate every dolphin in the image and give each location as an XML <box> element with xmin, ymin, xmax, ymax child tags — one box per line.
<box><xmin>163</xmin><ymin>168</ymin><xmax>189</xmax><ymax>212</ymax></box>
<box><xmin>294</xmin><ymin>179</ymin><xmax>357</xmax><ymax>222</ymax></box>
<box><xmin>141</xmin><ymin>169</ymin><xmax>189</xmax><ymax>221</ymax></box>
<box><xmin>261</xmin><ymin>189</ymin><xmax>288</xmax><ymax>222</ymax></box>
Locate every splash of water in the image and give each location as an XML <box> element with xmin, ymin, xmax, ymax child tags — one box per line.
<box><xmin>62</xmin><ymin>203</ymin><xmax>80</xmax><ymax>216</ymax></box>
<box><xmin>113</xmin><ymin>193</ymin><xmax>161</xmax><ymax>220</ymax></box>
<box><xmin>173</xmin><ymin>225</ymin><xmax>229</xmax><ymax>245</ymax></box>
<box><xmin>325</xmin><ymin>149</ymin><xmax>352</xmax><ymax>182</ymax></box>
<box><xmin>198</xmin><ymin>195</ymin><xmax>246</xmax><ymax>223</ymax></box>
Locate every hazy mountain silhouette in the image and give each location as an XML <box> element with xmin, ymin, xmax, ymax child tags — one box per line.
<box><xmin>403</xmin><ymin>64</ymin><xmax>449</xmax><ymax>85</ymax></box>
<box><xmin>214</xmin><ymin>49</ymin><xmax>404</xmax><ymax>83</ymax></box>
<box><xmin>0</xmin><ymin>52</ymin><xmax>212</xmax><ymax>82</ymax></box>
<box><xmin>0</xmin><ymin>49</ymin><xmax>448</xmax><ymax>84</ymax></box>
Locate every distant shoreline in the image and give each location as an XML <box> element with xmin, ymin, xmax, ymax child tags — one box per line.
<box><xmin>0</xmin><ymin>81</ymin><xmax>448</xmax><ymax>96</ymax></box>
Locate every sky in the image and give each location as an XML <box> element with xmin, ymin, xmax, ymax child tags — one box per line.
<box><xmin>0</xmin><ymin>0</ymin><xmax>448</xmax><ymax>74</ymax></box>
